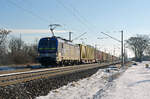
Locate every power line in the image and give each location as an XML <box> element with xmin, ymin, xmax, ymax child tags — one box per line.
<box><xmin>61</xmin><ymin>0</ymin><xmax>123</xmax><ymax>52</ymax></box>
<box><xmin>72</xmin><ymin>32</ymin><xmax>87</xmax><ymax>41</ymax></box>
<box><xmin>65</xmin><ymin>2</ymin><xmax>95</xmax><ymax>29</ymax></box>
<box><xmin>100</xmin><ymin>32</ymin><xmax>121</xmax><ymax>42</ymax></box>
<box><xmin>17</xmin><ymin>0</ymin><xmax>72</xmax><ymax>33</ymax></box>
<box><xmin>55</xmin><ymin>0</ymin><xmax>121</xmax><ymax>42</ymax></box>
<box><xmin>4</xmin><ymin>0</ymin><xmax>72</xmax><ymax>36</ymax></box>
<box><xmin>55</xmin><ymin>0</ymin><xmax>93</xmax><ymax>32</ymax></box>
<box><xmin>61</xmin><ymin>0</ymin><xmax>130</xmax><ymax>44</ymax></box>
<box><xmin>7</xmin><ymin>0</ymin><xmax>51</xmax><ymax>23</ymax></box>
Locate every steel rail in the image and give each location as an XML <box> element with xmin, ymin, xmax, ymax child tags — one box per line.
<box><xmin>0</xmin><ymin>62</ymin><xmax>120</xmax><ymax>86</ymax></box>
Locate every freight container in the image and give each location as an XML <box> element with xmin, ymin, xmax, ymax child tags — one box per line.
<box><xmin>95</xmin><ymin>50</ymin><xmax>103</xmax><ymax>63</ymax></box>
<box><xmin>79</xmin><ymin>44</ymin><xmax>95</xmax><ymax>63</ymax></box>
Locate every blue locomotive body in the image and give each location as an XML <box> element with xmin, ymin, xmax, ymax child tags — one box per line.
<box><xmin>38</xmin><ymin>37</ymin><xmax>58</xmax><ymax>65</ymax></box>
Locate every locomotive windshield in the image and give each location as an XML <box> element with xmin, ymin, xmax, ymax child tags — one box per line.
<box><xmin>38</xmin><ymin>37</ymin><xmax>57</xmax><ymax>53</ymax></box>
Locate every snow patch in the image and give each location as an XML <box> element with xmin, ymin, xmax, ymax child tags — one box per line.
<box><xmin>101</xmin><ymin>61</ymin><xmax>150</xmax><ymax>99</ymax></box>
<box><xmin>36</xmin><ymin>68</ymin><xmax>113</xmax><ymax>99</ymax></box>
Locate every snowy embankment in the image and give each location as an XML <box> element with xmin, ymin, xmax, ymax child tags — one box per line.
<box><xmin>36</xmin><ymin>66</ymin><xmax>121</xmax><ymax>99</ymax></box>
<box><xmin>102</xmin><ymin>61</ymin><xmax>150</xmax><ymax>99</ymax></box>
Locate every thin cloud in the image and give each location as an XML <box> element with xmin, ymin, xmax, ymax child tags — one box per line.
<box><xmin>11</xmin><ymin>29</ymin><xmax>68</xmax><ymax>34</ymax></box>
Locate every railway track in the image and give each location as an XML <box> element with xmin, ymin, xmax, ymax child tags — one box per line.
<box><xmin>0</xmin><ymin>62</ymin><xmax>120</xmax><ymax>87</ymax></box>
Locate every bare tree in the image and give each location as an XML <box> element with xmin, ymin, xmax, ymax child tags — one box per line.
<box><xmin>0</xmin><ymin>29</ymin><xmax>10</xmax><ymax>65</ymax></box>
<box><xmin>8</xmin><ymin>37</ymin><xmax>38</xmax><ymax>64</ymax></box>
<box><xmin>0</xmin><ymin>29</ymin><xmax>10</xmax><ymax>45</ymax></box>
<box><xmin>8</xmin><ymin>37</ymin><xmax>25</xmax><ymax>64</ymax></box>
<box><xmin>8</xmin><ymin>37</ymin><xmax>24</xmax><ymax>55</ymax></box>
<box><xmin>0</xmin><ymin>29</ymin><xmax>10</xmax><ymax>54</ymax></box>
<box><xmin>126</xmin><ymin>35</ymin><xmax>150</xmax><ymax>62</ymax></box>
<box><xmin>145</xmin><ymin>46</ymin><xmax>150</xmax><ymax>56</ymax></box>
<box><xmin>0</xmin><ymin>34</ymin><xmax>39</xmax><ymax>65</ymax></box>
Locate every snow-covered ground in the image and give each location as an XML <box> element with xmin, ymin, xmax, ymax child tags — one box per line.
<box><xmin>36</xmin><ymin>66</ymin><xmax>119</xmax><ymax>99</ymax></box>
<box><xmin>37</xmin><ymin>62</ymin><xmax>150</xmax><ymax>99</ymax></box>
<box><xmin>102</xmin><ymin>61</ymin><xmax>150</xmax><ymax>99</ymax></box>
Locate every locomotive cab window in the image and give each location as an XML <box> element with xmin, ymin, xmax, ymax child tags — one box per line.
<box><xmin>38</xmin><ymin>38</ymin><xmax>57</xmax><ymax>53</ymax></box>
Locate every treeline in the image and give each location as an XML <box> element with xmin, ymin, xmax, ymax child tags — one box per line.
<box><xmin>0</xmin><ymin>29</ymin><xmax>38</xmax><ymax>66</ymax></box>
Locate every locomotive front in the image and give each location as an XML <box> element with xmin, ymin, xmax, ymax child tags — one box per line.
<box><xmin>37</xmin><ymin>37</ymin><xmax>58</xmax><ymax>66</ymax></box>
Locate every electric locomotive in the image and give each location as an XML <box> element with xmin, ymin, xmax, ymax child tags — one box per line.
<box><xmin>38</xmin><ymin>36</ymin><xmax>80</xmax><ymax>66</ymax></box>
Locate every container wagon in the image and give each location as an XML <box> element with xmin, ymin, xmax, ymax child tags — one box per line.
<box><xmin>95</xmin><ymin>50</ymin><xmax>103</xmax><ymax>63</ymax></box>
<box><xmin>79</xmin><ymin>44</ymin><xmax>95</xmax><ymax>63</ymax></box>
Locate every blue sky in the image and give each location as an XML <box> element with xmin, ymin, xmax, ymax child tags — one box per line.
<box><xmin>1</xmin><ymin>0</ymin><xmax>150</xmax><ymax>57</ymax></box>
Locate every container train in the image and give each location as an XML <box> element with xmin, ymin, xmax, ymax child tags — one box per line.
<box><xmin>37</xmin><ymin>36</ymin><xmax>119</xmax><ymax>66</ymax></box>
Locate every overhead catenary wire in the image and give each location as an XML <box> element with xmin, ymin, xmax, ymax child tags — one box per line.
<box><xmin>6</xmin><ymin>0</ymin><xmax>125</xmax><ymax>45</ymax></box>
<box><xmin>65</xmin><ymin>1</ymin><xmax>96</xmax><ymax>30</ymax></box>
<box><xmin>72</xmin><ymin>32</ymin><xmax>87</xmax><ymax>41</ymax></box>
<box><xmin>7</xmin><ymin>0</ymin><xmax>51</xmax><ymax>23</ymax></box>
<box><xmin>55</xmin><ymin>0</ymin><xmax>94</xmax><ymax>33</ymax></box>
<box><xmin>100</xmin><ymin>32</ymin><xmax>121</xmax><ymax>42</ymax></box>
<box><xmin>55</xmin><ymin>0</ymin><xmax>123</xmax><ymax>42</ymax></box>
<box><xmin>67</xmin><ymin>2</ymin><xmax>100</xmax><ymax>34</ymax></box>
<box><xmin>5</xmin><ymin>0</ymin><xmax>72</xmax><ymax>34</ymax></box>
<box><xmin>60</xmin><ymin>0</ymin><xmax>131</xmax><ymax>47</ymax></box>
